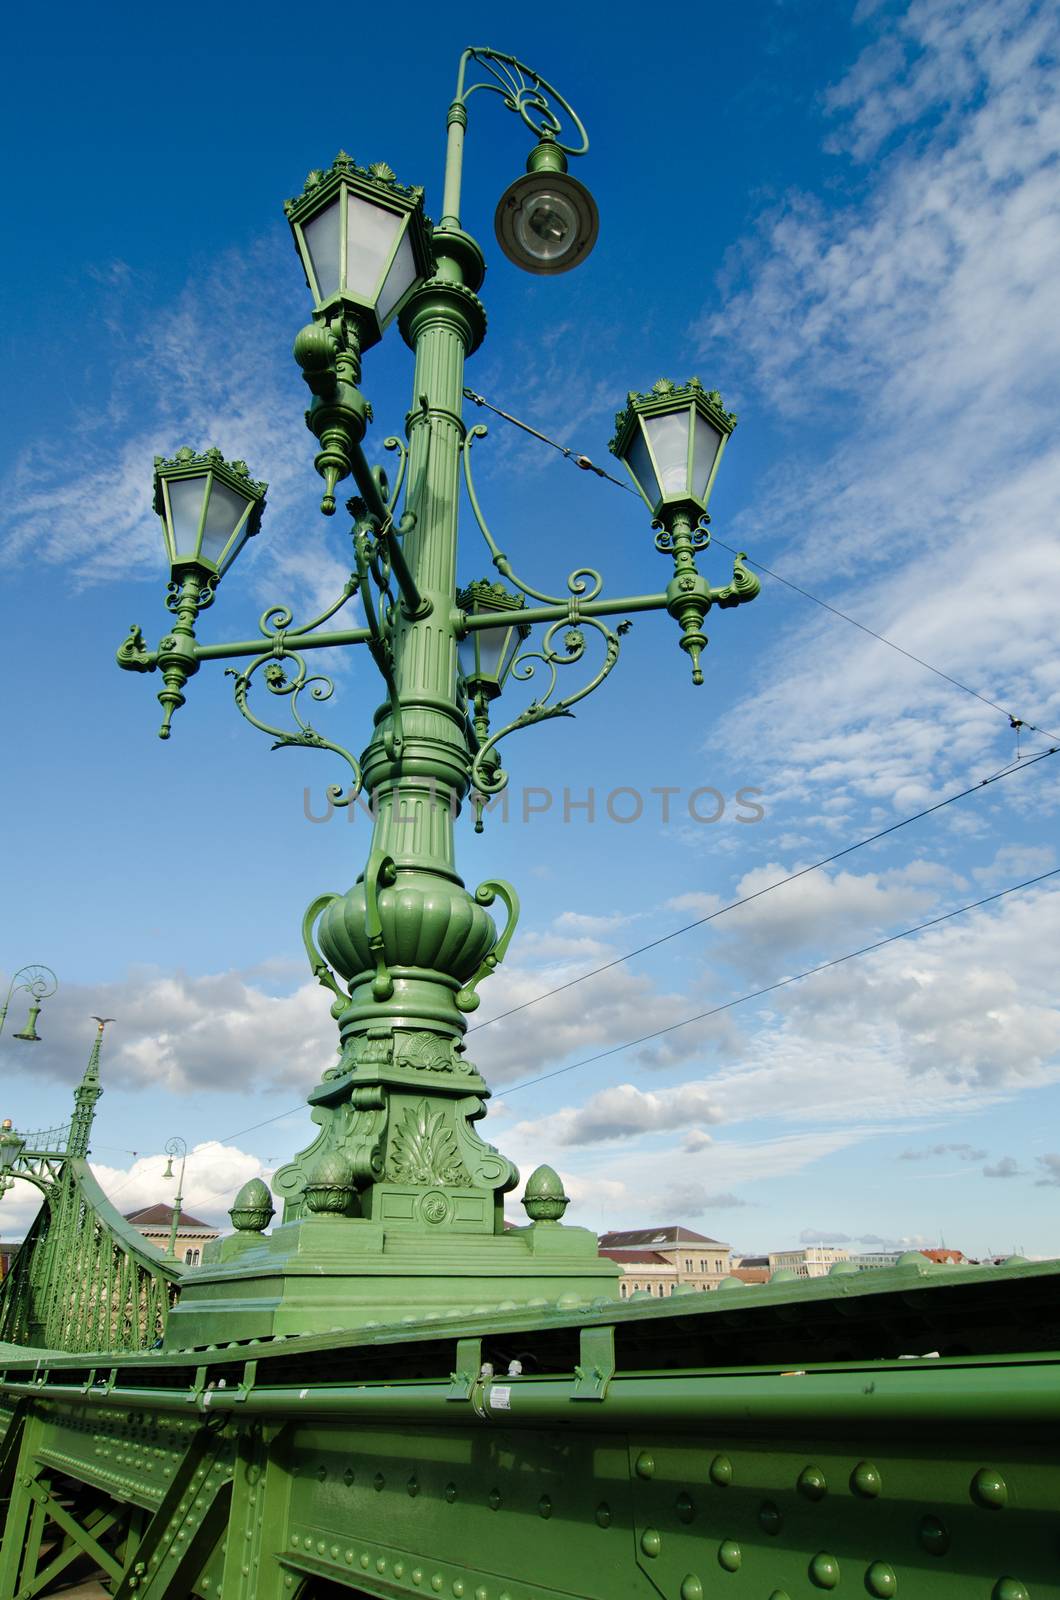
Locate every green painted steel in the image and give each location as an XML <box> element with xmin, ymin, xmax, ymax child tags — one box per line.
<box><xmin>2</xmin><ymin>41</ymin><xmax>1054</xmax><ymax>1600</ymax></box>
<box><xmin>0</xmin><ymin>1027</ymin><xmax>183</xmax><ymax>1353</ymax></box>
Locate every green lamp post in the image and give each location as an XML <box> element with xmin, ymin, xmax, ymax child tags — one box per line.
<box><xmin>0</xmin><ymin>965</ymin><xmax>58</xmax><ymax>1043</ymax></box>
<box><xmin>117</xmin><ymin>47</ymin><xmax>760</xmax><ymax>1346</ymax></box>
<box><xmin>161</xmin><ymin>1135</ymin><xmax>187</xmax><ymax>1263</ymax></box>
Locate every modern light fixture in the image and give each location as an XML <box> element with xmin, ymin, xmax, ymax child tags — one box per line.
<box><xmin>495</xmin><ymin>139</ymin><xmax>598</xmax><ymax>275</ymax></box>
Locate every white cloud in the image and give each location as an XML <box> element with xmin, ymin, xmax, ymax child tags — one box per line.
<box><xmin>696</xmin><ymin>0</ymin><xmax>1060</xmax><ymax>812</ymax></box>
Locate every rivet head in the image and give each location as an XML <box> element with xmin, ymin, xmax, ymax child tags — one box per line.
<box><xmin>407</xmin><ymin>1475</ymin><xmax>419</xmax><ymax>1497</ymax></box>
<box><xmin>866</xmin><ymin>1561</ymin><xmax>897</xmax><ymax>1597</ymax></box>
<box><xmin>798</xmin><ymin>1466</ymin><xmax>828</xmax><ymax>1501</ymax></box>
<box><xmin>596</xmin><ymin>1502</ymin><xmax>612</xmax><ymax>1528</ymax></box>
<box><xmin>809</xmin><ymin>1552</ymin><xmax>840</xmax><ymax>1588</ymax></box>
<box><xmin>452</xmin><ymin>1582</ymin><xmax>464</xmax><ymax>1597</ymax></box>
<box><xmin>488</xmin><ymin>1488</ymin><xmax>502</xmax><ymax>1511</ymax></box>
<box><xmin>373</xmin><ymin>1472</ymin><xmax>385</xmax><ymax>1492</ymax></box>
<box><xmin>993</xmin><ymin>1581</ymin><xmax>1029</xmax><ymax>1600</ymax></box>
<box><xmin>718</xmin><ymin>1540</ymin><xmax>741</xmax><ymax>1572</ymax></box>
<box><xmin>680</xmin><ymin>1578</ymin><xmax>703</xmax><ymax>1600</ymax></box>
<box><xmin>412</xmin><ymin>1569</ymin><xmax>423</xmax><ymax>1585</ymax></box>
<box><xmin>767</xmin><ymin>1593</ymin><xmax>792</xmax><ymax>1600</ymax></box>
<box><xmin>377</xmin><ymin>1558</ymin><xmax>387</xmax><ymax>1574</ymax></box>
<box><xmin>709</xmin><ymin>1454</ymin><xmax>733</xmax><ymax>1487</ymax></box>
<box><xmin>852</xmin><ymin>1461</ymin><xmax>882</xmax><ymax>1497</ymax></box>
<box><xmin>919</xmin><ymin>1513</ymin><xmax>949</xmax><ymax>1555</ymax></box>
<box><xmin>641</xmin><ymin>1528</ymin><xmax>662</xmax><ymax>1558</ymax></box>
<box><xmin>972</xmin><ymin>1469</ymin><xmax>1008</xmax><ymax>1509</ymax></box>
<box><xmin>345</xmin><ymin>1551</ymin><xmax>354</xmax><ymax>1564</ymax></box>
<box><xmin>635</xmin><ymin>1451</ymin><xmax>655</xmax><ymax>1479</ymax></box>
<box><xmin>675</xmin><ymin>1492</ymin><xmax>696</xmax><ymax>1524</ymax></box>
<box><xmin>445</xmin><ymin>1482</ymin><xmax>458</xmax><ymax>1502</ymax></box>
<box><xmin>759</xmin><ymin>1500</ymin><xmax>783</xmax><ymax>1536</ymax></box>
<box><xmin>360</xmin><ymin>1554</ymin><xmax>370</xmax><ymax>1570</ymax></box>
<box><xmin>343</xmin><ymin>1468</ymin><xmax>354</xmax><ymax>1486</ymax></box>
<box><xmin>431</xmin><ymin>1577</ymin><xmax>444</xmax><ymax>1593</ymax></box>
<box><xmin>538</xmin><ymin>1495</ymin><xmax>553</xmax><ymax>1519</ymax></box>
<box><xmin>475</xmin><ymin>1589</ymin><xmax>489</xmax><ymax>1600</ymax></box>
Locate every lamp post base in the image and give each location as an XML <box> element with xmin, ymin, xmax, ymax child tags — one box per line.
<box><xmin>164</xmin><ymin>1216</ymin><xmax>619</xmax><ymax>1349</ymax></box>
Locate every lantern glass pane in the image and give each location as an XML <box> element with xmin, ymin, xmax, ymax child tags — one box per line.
<box><xmin>167</xmin><ymin>476</ymin><xmax>209</xmax><ymax>560</ymax></box>
<box><xmin>645</xmin><ymin>409</ymin><xmax>691</xmax><ymax>496</ymax></box>
<box><xmin>626</xmin><ymin>424</ymin><xmax>661</xmax><ymax>507</ymax></box>
<box><xmin>303</xmin><ymin>197</ymin><xmax>342</xmax><ymax>302</ymax></box>
<box><xmin>477</xmin><ymin>625</ymin><xmax>511</xmax><ymax>682</ymax></box>
<box><xmin>200</xmin><ymin>478</ymin><xmax>252</xmax><ymax>567</ymax></box>
<box><xmin>693</xmin><ymin>413</ymin><xmax>724</xmax><ymax>500</ymax></box>
<box><xmin>457</xmin><ymin>634</ymin><xmax>478</xmax><ymax>683</ymax></box>
<box><xmin>345</xmin><ymin>193</ymin><xmax>403</xmax><ymax>300</ymax></box>
<box><xmin>377</xmin><ymin>227</ymin><xmax>417</xmax><ymax>324</ymax></box>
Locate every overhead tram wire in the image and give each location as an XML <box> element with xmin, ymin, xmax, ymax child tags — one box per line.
<box><xmin>466</xmin><ymin>742</ymin><xmax>1059</xmax><ymax>1034</ymax></box>
<box><xmin>500</xmin><ymin>864</ymin><xmax>1060</xmax><ymax>1099</ymax></box>
<box><xmin>463</xmin><ymin>386</ymin><xmax>1059</xmax><ymax>746</ymax></box>
<box><xmin>99</xmin><ymin>727</ymin><xmax>1060</xmax><ymax>1210</ymax></box>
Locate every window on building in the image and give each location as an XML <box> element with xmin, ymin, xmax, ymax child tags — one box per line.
<box><xmin>620</xmin><ymin>1282</ymin><xmax>627</xmax><ymax>1298</ymax></box>
<box><xmin>657</xmin><ymin>1283</ymin><xmax>665</xmax><ymax>1296</ymax></box>
<box><xmin>183</xmin><ymin>1248</ymin><xmax>200</xmax><ymax>1267</ymax></box>
<box><xmin>685</xmin><ymin>1258</ymin><xmax>692</xmax><ymax>1271</ymax></box>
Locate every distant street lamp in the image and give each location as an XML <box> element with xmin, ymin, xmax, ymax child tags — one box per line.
<box><xmin>161</xmin><ymin>1136</ymin><xmax>188</xmax><ymax>1263</ymax></box>
<box><xmin>0</xmin><ymin>965</ymin><xmax>58</xmax><ymax>1044</ymax></box>
<box><xmin>116</xmin><ymin>47</ymin><xmax>761</xmax><ymax>1343</ymax></box>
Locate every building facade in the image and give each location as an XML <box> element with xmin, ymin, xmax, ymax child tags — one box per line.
<box><xmin>768</xmin><ymin>1245</ymin><xmax>850</xmax><ymax>1278</ymax></box>
<box><xmin>598</xmin><ymin>1226</ymin><xmax>731</xmax><ymax>1297</ymax></box>
<box><xmin>124</xmin><ymin>1204</ymin><xmax>219</xmax><ymax>1267</ymax></box>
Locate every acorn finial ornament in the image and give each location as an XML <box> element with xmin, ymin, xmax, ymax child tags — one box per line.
<box><xmin>522</xmin><ymin>1164</ymin><xmax>570</xmax><ymax>1224</ymax></box>
<box><xmin>229</xmin><ymin>1177</ymin><xmax>275</xmax><ymax>1234</ymax></box>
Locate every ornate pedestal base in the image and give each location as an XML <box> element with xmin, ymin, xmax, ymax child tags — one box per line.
<box><xmin>164</xmin><ymin>1216</ymin><xmax>619</xmax><ymax>1349</ymax></box>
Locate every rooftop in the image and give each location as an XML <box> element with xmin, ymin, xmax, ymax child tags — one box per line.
<box><xmin>124</xmin><ymin>1203</ymin><xmax>217</xmax><ymax>1234</ymax></box>
<box><xmin>599</xmin><ymin>1249</ymin><xmax>670</xmax><ymax>1265</ymax></box>
<box><xmin>598</xmin><ymin>1226</ymin><xmax>728</xmax><ymax>1250</ymax></box>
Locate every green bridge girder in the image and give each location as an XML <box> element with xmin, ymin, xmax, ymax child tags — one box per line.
<box><xmin>1</xmin><ymin>1257</ymin><xmax>1059</xmax><ymax>1599</ymax></box>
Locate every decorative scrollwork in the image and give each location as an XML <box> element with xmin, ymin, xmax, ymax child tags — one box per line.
<box><xmin>462</xmin><ymin>425</ymin><xmax>604</xmax><ymax>605</ymax></box>
<box><xmin>382</xmin><ymin>436</ymin><xmax>408</xmax><ymax>512</ymax></box>
<box><xmin>654</xmin><ymin>519</ymin><xmax>710</xmax><ymax>555</ymax></box>
<box><xmin>166</xmin><ymin>576</ymin><xmax>216</xmax><ymax>614</ymax></box>
<box><xmin>459</xmin><ymin>48</ymin><xmax>590</xmax><ymax>156</ymax></box>
<box><xmin>469</xmin><ymin>614</ymin><xmax>624</xmax><ymax>801</ymax></box>
<box><xmin>225</xmin><ymin>647</ymin><xmax>361</xmax><ymax>805</ymax></box>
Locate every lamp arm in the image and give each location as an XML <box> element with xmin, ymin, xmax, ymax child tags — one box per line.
<box><xmin>443</xmin><ymin>48</ymin><xmax>590</xmax><ymax>231</ymax></box>
<box><xmin>468</xmin><ymin>612</ymin><xmax>627</xmax><ymax>812</ymax></box>
<box><xmin>462</xmin><ymin>425</ymin><xmax>608</xmax><ymax>606</ymax></box>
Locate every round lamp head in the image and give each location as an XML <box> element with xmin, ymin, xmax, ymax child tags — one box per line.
<box><xmin>494</xmin><ymin>141</ymin><xmax>598</xmax><ymax>276</ymax></box>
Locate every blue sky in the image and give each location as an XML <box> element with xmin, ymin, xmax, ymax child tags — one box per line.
<box><xmin>2</xmin><ymin>0</ymin><xmax>1059</xmax><ymax>1259</ymax></box>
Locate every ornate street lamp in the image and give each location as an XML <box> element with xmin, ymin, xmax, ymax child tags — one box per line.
<box><xmin>611</xmin><ymin>377</ymin><xmax>737</xmax><ymax>519</ymax></box>
<box><xmin>161</xmin><ymin>1135</ymin><xmax>187</xmax><ymax>1263</ymax></box>
<box><xmin>0</xmin><ymin>965</ymin><xmax>58</xmax><ymax>1043</ymax></box>
<box><xmin>154</xmin><ymin>447</ymin><xmax>267</xmax><ymax>583</ymax></box>
<box><xmin>610</xmin><ymin>378</ymin><xmax>753</xmax><ymax>685</ymax></box>
<box><xmin>285</xmin><ymin>154</ymin><xmax>434</xmax><ymax>350</ymax></box>
<box><xmin>116</xmin><ymin>46</ymin><xmax>760</xmax><ymax>1347</ymax></box>
<box><xmin>0</xmin><ymin>1119</ymin><xmax>25</xmax><ymax>1172</ymax></box>
<box><xmin>456</xmin><ymin>580</ymin><xmax>530</xmax><ymax>701</ymax></box>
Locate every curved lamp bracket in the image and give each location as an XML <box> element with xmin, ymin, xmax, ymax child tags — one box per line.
<box><xmin>457</xmin><ymin>47</ymin><xmax>589</xmax><ymax>156</ymax></box>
